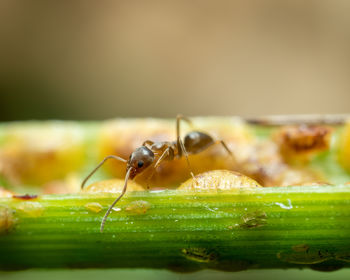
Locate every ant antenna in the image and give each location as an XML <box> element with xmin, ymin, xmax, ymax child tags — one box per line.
<box><xmin>100</xmin><ymin>167</ymin><xmax>132</xmax><ymax>232</ymax></box>
<box><xmin>81</xmin><ymin>155</ymin><xmax>127</xmax><ymax>190</ymax></box>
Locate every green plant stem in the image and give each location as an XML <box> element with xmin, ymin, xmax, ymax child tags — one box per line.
<box><xmin>1</xmin><ymin>185</ymin><xmax>350</xmax><ymax>271</ymax></box>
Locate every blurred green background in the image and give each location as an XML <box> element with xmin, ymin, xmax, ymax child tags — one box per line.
<box><xmin>1</xmin><ymin>1</ymin><xmax>350</xmax><ymax>279</ymax></box>
<box><xmin>1</xmin><ymin>0</ymin><xmax>349</xmax><ymax>121</ymax></box>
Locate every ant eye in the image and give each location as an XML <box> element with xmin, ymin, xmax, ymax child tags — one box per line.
<box><xmin>137</xmin><ymin>161</ymin><xmax>144</xmax><ymax>168</ymax></box>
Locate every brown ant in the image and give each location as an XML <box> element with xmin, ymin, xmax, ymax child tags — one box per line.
<box><xmin>81</xmin><ymin>115</ymin><xmax>235</xmax><ymax>232</ymax></box>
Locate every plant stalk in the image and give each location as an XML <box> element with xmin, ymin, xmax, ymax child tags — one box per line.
<box><xmin>1</xmin><ymin>185</ymin><xmax>350</xmax><ymax>271</ymax></box>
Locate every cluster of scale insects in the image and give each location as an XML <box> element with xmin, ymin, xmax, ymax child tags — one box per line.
<box><xmin>81</xmin><ymin>115</ymin><xmax>234</xmax><ymax>232</ymax></box>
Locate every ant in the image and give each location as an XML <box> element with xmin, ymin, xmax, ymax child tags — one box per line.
<box><xmin>81</xmin><ymin>115</ymin><xmax>235</xmax><ymax>232</ymax></box>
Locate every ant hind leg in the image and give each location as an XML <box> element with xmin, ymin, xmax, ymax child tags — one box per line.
<box><xmin>214</xmin><ymin>140</ymin><xmax>237</xmax><ymax>163</ymax></box>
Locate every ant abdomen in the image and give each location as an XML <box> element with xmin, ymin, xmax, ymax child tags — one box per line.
<box><xmin>183</xmin><ymin>131</ymin><xmax>215</xmax><ymax>154</ymax></box>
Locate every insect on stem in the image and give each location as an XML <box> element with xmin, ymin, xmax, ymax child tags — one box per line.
<box><xmin>81</xmin><ymin>114</ymin><xmax>236</xmax><ymax>232</ymax></box>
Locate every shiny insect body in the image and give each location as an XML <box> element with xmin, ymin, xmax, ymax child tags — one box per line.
<box><xmin>81</xmin><ymin>115</ymin><xmax>234</xmax><ymax>232</ymax></box>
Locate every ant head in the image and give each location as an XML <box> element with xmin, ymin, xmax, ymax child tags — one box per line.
<box><xmin>127</xmin><ymin>146</ymin><xmax>155</xmax><ymax>179</ymax></box>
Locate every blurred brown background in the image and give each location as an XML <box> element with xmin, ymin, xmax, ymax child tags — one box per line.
<box><xmin>0</xmin><ymin>0</ymin><xmax>349</xmax><ymax>121</ymax></box>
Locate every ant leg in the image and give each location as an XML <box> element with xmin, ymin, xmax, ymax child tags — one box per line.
<box><xmin>154</xmin><ymin>147</ymin><xmax>171</xmax><ymax>168</ymax></box>
<box><xmin>100</xmin><ymin>167</ymin><xmax>132</xmax><ymax>232</ymax></box>
<box><xmin>145</xmin><ymin>147</ymin><xmax>172</xmax><ymax>188</ymax></box>
<box><xmin>145</xmin><ymin>169</ymin><xmax>156</xmax><ymax>189</ymax></box>
<box><xmin>142</xmin><ymin>140</ymin><xmax>154</xmax><ymax>149</ymax></box>
<box><xmin>178</xmin><ymin>138</ymin><xmax>196</xmax><ymax>180</ymax></box>
<box><xmin>81</xmin><ymin>155</ymin><xmax>127</xmax><ymax>190</ymax></box>
<box><xmin>215</xmin><ymin>140</ymin><xmax>237</xmax><ymax>163</ymax></box>
<box><xmin>176</xmin><ymin>115</ymin><xmax>196</xmax><ymax>181</ymax></box>
<box><xmin>176</xmin><ymin>114</ymin><xmax>192</xmax><ymax>158</ymax></box>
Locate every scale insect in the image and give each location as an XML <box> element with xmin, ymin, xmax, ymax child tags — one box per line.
<box><xmin>81</xmin><ymin>115</ymin><xmax>235</xmax><ymax>232</ymax></box>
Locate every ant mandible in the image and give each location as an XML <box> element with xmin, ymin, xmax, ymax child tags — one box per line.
<box><xmin>81</xmin><ymin>115</ymin><xmax>235</xmax><ymax>232</ymax></box>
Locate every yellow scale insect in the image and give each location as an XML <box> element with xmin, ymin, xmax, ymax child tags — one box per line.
<box><xmin>81</xmin><ymin>115</ymin><xmax>235</xmax><ymax>232</ymax></box>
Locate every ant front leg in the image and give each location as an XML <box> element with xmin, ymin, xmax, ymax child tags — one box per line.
<box><xmin>145</xmin><ymin>145</ymin><xmax>174</xmax><ymax>188</ymax></box>
<box><xmin>153</xmin><ymin>145</ymin><xmax>176</xmax><ymax>169</ymax></box>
